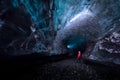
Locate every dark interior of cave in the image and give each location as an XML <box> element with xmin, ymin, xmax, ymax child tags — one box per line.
<box><xmin>0</xmin><ymin>0</ymin><xmax>120</xmax><ymax>80</ymax></box>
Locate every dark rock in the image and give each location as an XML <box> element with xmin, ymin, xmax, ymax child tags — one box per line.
<box><xmin>83</xmin><ymin>28</ymin><xmax>120</xmax><ymax>66</ymax></box>
<box><xmin>0</xmin><ymin>0</ymin><xmax>34</xmax><ymax>55</ymax></box>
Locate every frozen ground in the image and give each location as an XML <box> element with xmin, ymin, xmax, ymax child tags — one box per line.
<box><xmin>0</xmin><ymin>54</ymin><xmax>120</xmax><ymax>80</ymax></box>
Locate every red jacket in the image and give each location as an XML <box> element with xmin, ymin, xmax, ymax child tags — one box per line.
<box><xmin>77</xmin><ymin>51</ymin><xmax>81</xmax><ymax>59</ymax></box>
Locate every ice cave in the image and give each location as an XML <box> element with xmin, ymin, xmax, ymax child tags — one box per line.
<box><xmin>0</xmin><ymin>0</ymin><xmax>120</xmax><ymax>80</ymax></box>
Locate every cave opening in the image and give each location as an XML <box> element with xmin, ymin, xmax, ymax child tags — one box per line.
<box><xmin>63</xmin><ymin>35</ymin><xmax>87</xmax><ymax>55</ymax></box>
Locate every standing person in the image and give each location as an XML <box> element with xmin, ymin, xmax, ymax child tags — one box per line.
<box><xmin>77</xmin><ymin>51</ymin><xmax>82</xmax><ymax>62</ymax></box>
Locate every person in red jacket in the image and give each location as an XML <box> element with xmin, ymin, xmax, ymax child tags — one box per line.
<box><xmin>77</xmin><ymin>51</ymin><xmax>81</xmax><ymax>59</ymax></box>
<box><xmin>77</xmin><ymin>51</ymin><xmax>82</xmax><ymax>62</ymax></box>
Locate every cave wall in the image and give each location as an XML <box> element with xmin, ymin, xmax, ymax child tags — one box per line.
<box><xmin>0</xmin><ymin>0</ymin><xmax>54</xmax><ymax>55</ymax></box>
<box><xmin>82</xmin><ymin>0</ymin><xmax>120</xmax><ymax>65</ymax></box>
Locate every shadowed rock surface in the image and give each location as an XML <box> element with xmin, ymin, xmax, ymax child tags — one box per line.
<box><xmin>83</xmin><ymin>29</ymin><xmax>120</xmax><ymax>66</ymax></box>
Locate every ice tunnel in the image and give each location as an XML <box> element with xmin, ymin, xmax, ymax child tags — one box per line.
<box><xmin>0</xmin><ymin>0</ymin><xmax>120</xmax><ymax>80</ymax></box>
<box><xmin>0</xmin><ymin>0</ymin><xmax>120</xmax><ymax>64</ymax></box>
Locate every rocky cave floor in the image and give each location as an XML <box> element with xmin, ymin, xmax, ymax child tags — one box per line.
<box><xmin>0</xmin><ymin>54</ymin><xmax>120</xmax><ymax>80</ymax></box>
